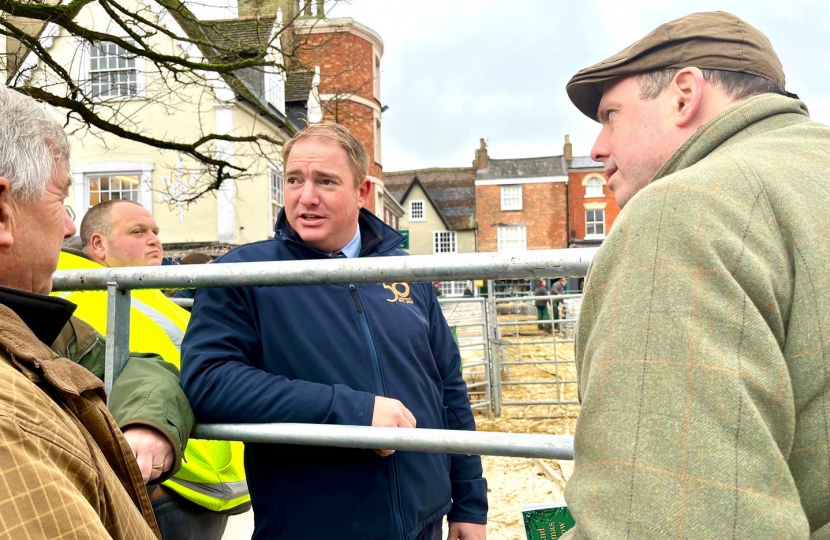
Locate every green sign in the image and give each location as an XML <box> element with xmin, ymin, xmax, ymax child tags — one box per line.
<box><xmin>399</xmin><ymin>229</ymin><xmax>410</xmax><ymax>249</ymax></box>
<box><xmin>522</xmin><ymin>504</ymin><xmax>575</xmax><ymax>539</ymax></box>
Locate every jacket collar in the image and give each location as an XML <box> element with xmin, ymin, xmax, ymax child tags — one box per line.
<box><xmin>52</xmin><ymin>316</ymin><xmax>100</xmax><ymax>362</ymax></box>
<box><xmin>0</xmin><ymin>285</ymin><xmax>76</xmax><ymax>345</ymax></box>
<box><xmin>274</xmin><ymin>208</ymin><xmax>404</xmax><ymax>259</ymax></box>
<box><xmin>0</xmin><ymin>302</ymin><xmax>103</xmax><ymax>397</ymax></box>
<box><xmin>655</xmin><ymin>94</ymin><xmax>810</xmax><ymax>182</ymax></box>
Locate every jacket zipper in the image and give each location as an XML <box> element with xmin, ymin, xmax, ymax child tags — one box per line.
<box><xmin>349</xmin><ymin>284</ymin><xmax>406</xmax><ymax>540</ymax></box>
<box><xmin>76</xmin><ymin>336</ymin><xmax>100</xmax><ymax>364</ymax></box>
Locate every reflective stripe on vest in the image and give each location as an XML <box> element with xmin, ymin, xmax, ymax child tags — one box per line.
<box><xmin>167</xmin><ymin>478</ymin><xmax>250</xmax><ymax>500</ymax></box>
<box><xmin>131</xmin><ymin>297</ymin><xmax>185</xmax><ymax>349</ymax></box>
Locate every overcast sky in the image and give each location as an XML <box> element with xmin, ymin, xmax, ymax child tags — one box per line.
<box><xmin>321</xmin><ymin>0</ymin><xmax>830</xmax><ymax>172</ymax></box>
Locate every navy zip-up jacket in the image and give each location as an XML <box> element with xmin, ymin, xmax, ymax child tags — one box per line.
<box><xmin>180</xmin><ymin>210</ymin><xmax>487</xmax><ymax>540</ymax></box>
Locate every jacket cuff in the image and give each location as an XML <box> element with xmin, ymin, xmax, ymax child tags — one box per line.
<box><xmin>448</xmin><ymin>477</ymin><xmax>488</xmax><ymax>525</ymax></box>
<box><xmin>329</xmin><ymin>385</ymin><xmax>375</xmax><ymax>426</ymax></box>
<box><xmin>447</xmin><ymin>511</ymin><xmax>487</xmax><ymax>525</ymax></box>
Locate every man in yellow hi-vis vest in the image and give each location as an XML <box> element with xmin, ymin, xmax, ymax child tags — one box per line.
<box><xmin>58</xmin><ymin>199</ymin><xmax>248</xmax><ymax>540</ymax></box>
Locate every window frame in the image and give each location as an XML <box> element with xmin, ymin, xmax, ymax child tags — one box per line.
<box><xmin>85</xmin><ymin>173</ymin><xmax>143</xmax><ymax>208</ymax></box>
<box><xmin>374</xmin><ymin>117</ymin><xmax>382</xmax><ymax>165</ymax></box>
<box><xmin>433</xmin><ymin>230</ymin><xmax>457</xmax><ymax>254</ymax></box>
<box><xmin>437</xmin><ymin>281</ymin><xmax>467</xmax><ymax>297</ymax></box>
<box><xmin>268</xmin><ymin>162</ymin><xmax>285</xmax><ymax>235</ymax></box>
<box><xmin>497</xmin><ymin>225</ymin><xmax>527</xmax><ymax>252</ymax></box>
<box><xmin>85</xmin><ymin>39</ymin><xmax>146</xmax><ymax>101</ymax></box>
<box><xmin>72</xmin><ymin>163</ymin><xmax>154</xmax><ymax>224</ymax></box>
<box><xmin>585</xmin><ymin>177</ymin><xmax>604</xmax><ymax>198</ymax></box>
<box><xmin>409</xmin><ymin>200</ymin><xmax>425</xmax><ymax>221</ymax></box>
<box><xmin>373</xmin><ymin>53</ymin><xmax>381</xmax><ymax>99</ymax></box>
<box><xmin>500</xmin><ymin>185</ymin><xmax>523</xmax><ymax>211</ymax></box>
<box><xmin>585</xmin><ymin>209</ymin><xmax>606</xmax><ymax>239</ymax></box>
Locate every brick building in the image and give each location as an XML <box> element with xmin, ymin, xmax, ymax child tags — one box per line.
<box><xmin>241</xmin><ymin>0</ymin><xmax>404</xmax><ymax>227</ymax></box>
<box><xmin>282</xmin><ymin>4</ymin><xmax>402</xmax><ymax>222</ymax></box>
<box><xmin>563</xmin><ymin>136</ymin><xmax>619</xmax><ymax>247</ymax></box>
<box><xmin>473</xmin><ymin>139</ymin><xmax>569</xmax><ymax>253</ymax></box>
<box><xmin>385</xmin><ymin>137</ymin><xmax>613</xmax><ymax>292</ymax></box>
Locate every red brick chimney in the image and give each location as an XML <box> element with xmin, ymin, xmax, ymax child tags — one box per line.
<box><xmin>473</xmin><ymin>138</ymin><xmax>489</xmax><ymax>170</ymax></box>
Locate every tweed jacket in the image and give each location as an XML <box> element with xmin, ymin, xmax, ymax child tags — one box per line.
<box><xmin>563</xmin><ymin>94</ymin><xmax>830</xmax><ymax>539</ymax></box>
<box><xmin>0</xmin><ymin>303</ymin><xmax>160</xmax><ymax>539</ymax></box>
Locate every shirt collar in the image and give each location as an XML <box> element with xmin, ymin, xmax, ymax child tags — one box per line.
<box><xmin>330</xmin><ymin>227</ymin><xmax>362</xmax><ymax>258</ymax></box>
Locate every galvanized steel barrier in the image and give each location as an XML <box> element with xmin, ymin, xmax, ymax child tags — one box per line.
<box><xmin>52</xmin><ymin>247</ymin><xmax>598</xmax><ymax>460</ymax></box>
<box><xmin>493</xmin><ymin>293</ymin><xmax>582</xmax><ymax>409</ymax></box>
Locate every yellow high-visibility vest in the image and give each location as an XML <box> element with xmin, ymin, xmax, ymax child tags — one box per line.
<box><xmin>56</xmin><ymin>251</ymin><xmax>249</xmax><ymax>513</ymax></box>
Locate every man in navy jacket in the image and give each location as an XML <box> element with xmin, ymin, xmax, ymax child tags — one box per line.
<box><xmin>180</xmin><ymin>123</ymin><xmax>488</xmax><ymax>540</ymax></box>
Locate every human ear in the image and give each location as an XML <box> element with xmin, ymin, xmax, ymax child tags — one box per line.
<box><xmin>357</xmin><ymin>178</ymin><xmax>372</xmax><ymax>208</ymax></box>
<box><xmin>0</xmin><ymin>178</ymin><xmax>14</xmax><ymax>248</ymax></box>
<box><xmin>87</xmin><ymin>232</ymin><xmax>108</xmax><ymax>262</ymax></box>
<box><xmin>671</xmin><ymin>67</ymin><xmax>705</xmax><ymax>128</ymax></box>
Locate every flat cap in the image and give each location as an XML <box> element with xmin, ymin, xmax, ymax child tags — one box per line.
<box><xmin>566</xmin><ymin>11</ymin><xmax>786</xmax><ymax>121</ymax></box>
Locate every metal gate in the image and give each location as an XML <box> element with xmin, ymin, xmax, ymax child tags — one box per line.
<box><xmin>52</xmin><ymin>248</ymin><xmax>598</xmax><ymax>460</ymax></box>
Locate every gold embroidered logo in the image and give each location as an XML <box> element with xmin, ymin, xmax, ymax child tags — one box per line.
<box><xmin>383</xmin><ymin>283</ymin><xmax>413</xmax><ymax>304</ymax></box>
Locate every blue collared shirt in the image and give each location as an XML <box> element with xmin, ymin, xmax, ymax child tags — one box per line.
<box><xmin>330</xmin><ymin>227</ymin><xmax>361</xmax><ymax>258</ymax></box>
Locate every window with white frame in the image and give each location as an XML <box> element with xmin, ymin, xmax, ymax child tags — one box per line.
<box><xmin>264</xmin><ymin>70</ymin><xmax>285</xmax><ymax>112</ymax></box>
<box><xmin>497</xmin><ymin>225</ymin><xmax>527</xmax><ymax>252</ymax></box>
<box><xmin>409</xmin><ymin>200</ymin><xmax>425</xmax><ymax>221</ymax></box>
<box><xmin>501</xmin><ymin>185</ymin><xmax>522</xmax><ymax>211</ymax></box>
<box><xmin>438</xmin><ymin>281</ymin><xmax>467</xmax><ymax>297</ymax></box>
<box><xmin>269</xmin><ymin>163</ymin><xmax>284</xmax><ymax>233</ymax></box>
<box><xmin>586</xmin><ymin>209</ymin><xmax>606</xmax><ymax>238</ymax></box>
<box><xmin>89</xmin><ymin>41</ymin><xmax>140</xmax><ymax>98</ymax></box>
<box><xmin>384</xmin><ymin>206</ymin><xmax>399</xmax><ymax>230</ymax></box>
<box><xmin>374</xmin><ymin>118</ymin><xmax>382</xmax><ymax>164</ymax></box>
<box><xmin>433</xmin><ymin>230</ymin><xmax>457</xmax><ymax>254</ymax></box>
<box><xmin>585</xmin><ymin>177</ymin><xmax>604</xmax><ymax>198</ymax></box>
<box><xmin>373</xmin><ymin>54</ymin><xmax>381</xmax><ymax>98</ymax></box>
<box><xmin>87</xmin><ymin>174</ymin><xmax>141</xmax><ymax>207</ymax></box>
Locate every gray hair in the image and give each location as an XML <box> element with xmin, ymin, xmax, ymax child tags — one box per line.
<box><xmin>0</xmin><ymin>85</ymin><xmax>71</xmax><ymax>202</ymax></box>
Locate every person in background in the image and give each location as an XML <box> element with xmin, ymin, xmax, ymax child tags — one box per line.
<box><xmin>534</xmin><ymin>280</ymin><xmax>551</xmax><ymax>332</ymax></box>
<box><xmin>181</xmin><ymin>123</ymin><xmax>488</xmax><ymax>540</ymax></box>
<box><xmin>561</xmin><ymin>11</ymin><xmax>830</xmax><ymax>538</ymax></box>
<box><xmin>550</xmin><ymin>277</ymin><xmax>567</xmax><ymax>333</ymax></box>
<box><xmin>58</xmin><ymin>199</ymin><xmax>250</xmax><ymax>540</ymax></box>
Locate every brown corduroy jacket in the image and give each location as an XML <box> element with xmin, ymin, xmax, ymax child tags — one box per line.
<box><xmin>0</xmin><ymin>303</ymin><xmax>160</xmax><ymax>539</ymax></box>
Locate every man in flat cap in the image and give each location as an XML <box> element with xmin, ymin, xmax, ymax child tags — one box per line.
<box><xmin>563</xmin><ymin>12</ymin><xmax>830</xmax><ymax>538</ymax></box>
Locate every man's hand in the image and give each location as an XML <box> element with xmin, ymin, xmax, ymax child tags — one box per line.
<box><xmin>122</xmin><ymin>426</ymin><xmax>175</xmax><ymax>484</ymax></box>
<box><xmin>371</xmin><ymin>396</ymin><xmax>416</xmax><ymax>457</ymax></box>
<box><xmin>447</xmin><ymin>522</ymin><xmax>486</xmax><ymax>540</ymax></box>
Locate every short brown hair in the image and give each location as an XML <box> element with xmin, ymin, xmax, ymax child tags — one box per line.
<box><xmin>638</xmin><ymin>68</ymin><xmax>787</xmax><ymax>102</ymax></box>
<box><xmin>80</xmin><ymin>199</ymin><xmax>143</xmax><ymax>249</ymax></box>
<box><xmin>282</xmin><ymin>123</ymin><xmax>369</xmax><ymax>187</ymax></box>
